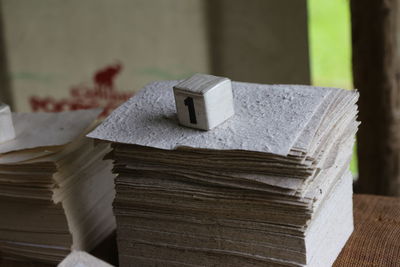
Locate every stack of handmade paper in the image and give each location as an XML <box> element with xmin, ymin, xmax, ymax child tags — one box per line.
<box><xmin>0</xmin><ymin>110</ymin><xmax>116</xmax><ymax>264</ymax></box>
<box><xmin>88</xmin><ymin>80</ymin><xmax>359</xmax><ymax>266</ymax></box>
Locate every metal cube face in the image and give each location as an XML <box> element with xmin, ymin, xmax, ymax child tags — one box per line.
<box><xmin>0</xmin><ymin>103</ymin><xmax>16</xmax><ymax>143</ymax></box>
<box><xmin>173</xmin><ymin>74</ymin><xmax>234</xmax><ymax>130</ymax></box>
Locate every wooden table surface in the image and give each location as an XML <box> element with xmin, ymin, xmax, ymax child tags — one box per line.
<box><xmin>1</xmin><ymin>194</ymin><xmax>399</xmax><ymax>267</ymax></box>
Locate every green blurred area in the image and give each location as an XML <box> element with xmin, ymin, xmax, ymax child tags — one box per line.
<box><xmin>308</xmin><ymin>0</ymin><xmax>358</xmax><ymax>176</ymax></box>
<box><xmin>308</xmin><ymin>0</ymin><xmax>352</xmax><ymax>89</ymax></box>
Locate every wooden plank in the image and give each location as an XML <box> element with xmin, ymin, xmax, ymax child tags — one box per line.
<box><xmin>351</xmin><ymin>0</ymin><xmax>400</xmax><ymax>196</ymax></box>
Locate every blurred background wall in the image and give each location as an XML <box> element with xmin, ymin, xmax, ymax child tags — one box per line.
<box><xmin>0</xmin><ymin>0</ymin><xmax>309</xmax><ymax>113</ymax></box>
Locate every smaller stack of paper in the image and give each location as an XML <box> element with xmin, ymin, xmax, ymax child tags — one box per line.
<box><xmin>0</xmin><ymin>110</ymin><xmax>116</xmax><ymax>264</ymax></box>
<box><xmin>88</xmin><ymin>80</ymin><xmax>359</xmax><ymax>266</ymax></box>
<box><xmin>58</xmin><ymin>251</ymin><xmax>113</xmax><ymax>267</ymax></box>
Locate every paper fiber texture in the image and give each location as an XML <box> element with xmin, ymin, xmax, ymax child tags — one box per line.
<box><xmin>0</xmin><ymin>109</ymin><xmax>101</xmax><ymax>154</ymax></box>
<box><xmin>88</xmin><ymin>80</ymin><xmax>332</xmax><ymax>156</ymax></box>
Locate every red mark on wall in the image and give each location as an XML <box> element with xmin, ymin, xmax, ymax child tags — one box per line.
<box><xmin>29</xmin><ymin>63</ymin><xmax>133</xmax><ymax>117</ymax></box>
<box><xmin>94</xmin><ymin>63</ymin><xmax>122</xmax><ymax>90</ymax></box>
